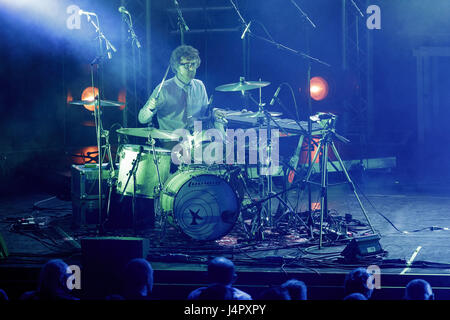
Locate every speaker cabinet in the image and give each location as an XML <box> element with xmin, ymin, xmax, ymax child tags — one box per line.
<box><xmin>81</xmin><ymin>237</ymin><xmax>149</xmax><ymax>299</ymax></box>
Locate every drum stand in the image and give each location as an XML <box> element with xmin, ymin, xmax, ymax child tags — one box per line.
<box><xmin>146</xmin><ymin>135</ymin><xmax>166</xmax><ymax>237</ymax></box>
<box><xmin>118</xmin><ymin>146</ymin><xmax>143</xmax><ymax>233</ymax></box>
<box><xmin>243</xmin><ymin>91</ymin><xmax>295</xmax><ymax>240</ymax></box>
<box><xmin>301</xmin><ymin>115</ymin><xmax>376</xmax><ymax>249</ymax></box>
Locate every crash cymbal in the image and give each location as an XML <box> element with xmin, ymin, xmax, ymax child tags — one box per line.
<box><xmin>215</xmin><ymin>80</ymin><xmax>270</xmax><ymax>92</ymax></box>
<box><xmin>70</xmin><ymin>99</ymin><xmax>123</xmax><ymax>107</ymax></box>
<box><xmin>116</xmin><ymin>127</ymin><xmax>179</xmax><ymax>140</ymax></box>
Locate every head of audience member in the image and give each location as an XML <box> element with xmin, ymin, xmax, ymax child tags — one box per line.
<box><xmin>281</xmin><ymin>279</ymin><xmax>307</xmax><ymax>300</ymax></box>
<box><xmin>28</xmin><ymin>259</ymin><xmax>77</xmax><ymax>300</ymax></box>
<box><xmin>207</xmin><ymin>257</ymin><xmax>237</xmax><ymax>286</ymax></box>
<box><xmin>122</xmin><ymin>258</ymin><xmax>154</xmax><ymax>300</ymax></box>
<box><xmin>344</xmin><ymin>267</ymin><xmax>373</xmax><ymax>299</ymax></box>
<box><xmin>198</xmin><ymin>284</ymin><xmax>234</xmax><ymax>300</ymax></box>
<box><xmin>0</xmin><ymin>289</ymin><xmax>8</xmax><ymax>300</ymax></box>
<box><xmin>404</xmin><ymin>279</ymin><xmax>434</xmax><ymax>300</ymax></box>
<box><xmin>258</xmin><ymin>286</ymin><xmax>291</xmax><ymax>300</ymax></box>
<box><xmin>343</xmin><ymin>292</ymin><xmax>368</xmax><ymax>300</ymax></box>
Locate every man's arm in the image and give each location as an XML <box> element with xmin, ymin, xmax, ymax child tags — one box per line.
<box><xmin>138</xmin><ymin>97</ymin><xmax>157</xmax><ymax>124</ymax></box>
<box><xmin>138</xmin><ymin>84</ymin><xmax>163</xmax><ymax>124</ymax></box>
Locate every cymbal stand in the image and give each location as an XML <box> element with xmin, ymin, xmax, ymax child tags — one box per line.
<box><xmin>118</xmin><ymin>146</ymin><xmax>143</xmax><ymax>234</ymax></box>
<box><xmin>83</xmin><ymin>13</ymin><xmax>116</xmax><ymax>235</ymax></box>
<box><xmin>245</xmin><ymin>92</ymin><xmax>292</xmax><ymax>239</ymax></box>
<box><xmin>302</xmin><ymin>115</ymin><xmax>376</xmax><ymax>249</ymax></box>
<box><xmin>101</xmin><ymin>129</ymin><xmax>116</xmax><ymax>231</ymax></box>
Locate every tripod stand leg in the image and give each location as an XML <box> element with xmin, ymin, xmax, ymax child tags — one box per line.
<box><xmin>302</xmin><ymin>138</ymin><xmax>324</xmax><ymax>239</ymax></box>
<box><xmin>319</xmin><ymin>140</ymin><xmax>329</xmax><ymax>249</ymax></box>
<box><xmin>330</xmin><ymin>141</ymin><xmax>376</xmax><ymax>233</ymax></box>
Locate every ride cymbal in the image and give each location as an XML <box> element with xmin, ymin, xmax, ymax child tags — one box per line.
<box><xmin>215</xmin><ymin>80</ymin><xmax>270</xmax><ymax>92</ymax></box>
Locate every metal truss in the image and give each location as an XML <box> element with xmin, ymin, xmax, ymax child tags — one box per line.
<box><xmin>341</xmin><ymin>0</ymin><xmax>373</xmax><ymax>146</ymax></box>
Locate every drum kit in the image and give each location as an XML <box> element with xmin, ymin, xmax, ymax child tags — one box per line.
<box><xmin>71</xmin><ymin>77</ymin><xmax>375</xmax><ymax>246</ymax></box>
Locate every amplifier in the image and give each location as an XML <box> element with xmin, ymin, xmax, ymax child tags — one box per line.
<box><xmin>71</xmin><ymin>164</ymin><xmax>111</xmax><ymax>200</ymax></box>
<box><xmin>71</xmin><ymin>164</ymin><xmax>112</xmax><ymax>228</ymax></box>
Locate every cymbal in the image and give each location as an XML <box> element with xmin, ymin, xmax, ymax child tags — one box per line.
<box><xmin>215</xmin><ymin>80</ymin><xmax>270</xmax><ymax>92</ymax></box>
<box><xmin>116</xmin><ymin>127</ymin><xmax>179</xmax><ymax>140</ymax></box>
<box><xmin>226</xmin><ymin>110</ymin><xmax>282</xmax><ymax>118</ymax></box>
<box><xmin>70</xmin><ymin>100</ymin><xmax>123</xmax><ymax>107</ymax></box>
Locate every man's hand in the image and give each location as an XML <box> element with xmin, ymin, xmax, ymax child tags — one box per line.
<box><xmin>147</xmin><ymin>97</ymin><xmax>157</xmax><ymax>111</ymax></box>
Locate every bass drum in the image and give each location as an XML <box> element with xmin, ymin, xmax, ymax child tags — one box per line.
<box><xmin>160</xmin><ymin>170</ymin><xmax>240</xmax><ymax>241</ymax></box>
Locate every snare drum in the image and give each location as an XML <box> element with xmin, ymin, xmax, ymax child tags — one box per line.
<box><xmin>116</xmin><ymin>144</ymin><xmax>171</xmax><ymax>199</ymax></box>
<box><xmin>160</xmin><ymin>169</ymin><xmax>240</xmax><ymax>241</ymax></box>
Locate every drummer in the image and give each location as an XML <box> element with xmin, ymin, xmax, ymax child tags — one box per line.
<box><xmin>138</xmin><ymin>45</ymin><xmax>209</xmax><ymax>144</ymax></box>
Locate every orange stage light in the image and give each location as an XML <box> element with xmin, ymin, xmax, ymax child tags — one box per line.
<box><xmin>310</xmin><ymin>76</ymin><xmax>329</xmax><ymax>101</ymax></box>
<box><xmin>118</xmin><ymin>89</ymin><xmax>126</xmax><ymax>111</ymax></box>
<box><xmin>81</xmin><ymin>87</ymin><xmax>99</xmax><ymax>111</ymax></box>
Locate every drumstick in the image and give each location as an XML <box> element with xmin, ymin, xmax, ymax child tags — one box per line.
<box><xmin>155</xmin><ymin>64</ymin><xmax>171</xmax><ymax>100</ymax></box>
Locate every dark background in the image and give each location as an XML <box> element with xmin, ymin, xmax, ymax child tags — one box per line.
<box><xmin>1</xmin><ymin>0</ymin><xmax>450</xmax><ymax>195</ymax></box>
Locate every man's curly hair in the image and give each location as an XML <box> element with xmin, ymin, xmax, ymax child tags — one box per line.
<box><xmin>170</xmin><ymin>45</ymin><xmax>201</xmax><ymax>73</ymax></box>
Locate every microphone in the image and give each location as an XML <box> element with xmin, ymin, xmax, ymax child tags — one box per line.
<box><xmin>78</xmin><ymin>9</ymin><xmax>97</xmax><ymax>16</ymax></box>
<box><xmin>118</xmin><ymin>6</ymin><xmax>130</xmax><ymax>15</ymax></box>
<box><xmin>241</xmin><ymin>21</ymin><xmax>252</xmax><ymax>40</ymax></box>
<box><xmin>269</xmin><ymin>85</ymin><xmax>282</xmax><ymax>106</ymax></box>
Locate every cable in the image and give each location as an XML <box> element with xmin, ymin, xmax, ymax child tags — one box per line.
<box><xmin>351</xmin><ymin>181</ymin><xmax>448</xmax><ymax>234</ymax></box>
<box><xmin>281</xmin><ymin>82</ymin><xmax>299</xmax><ymax>121</ymax></box>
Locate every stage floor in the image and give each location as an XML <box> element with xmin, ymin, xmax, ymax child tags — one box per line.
<box><xmin>1</xmin><ymin>170</ymin><xmax>450</xmax><ymax>300</ymax></box>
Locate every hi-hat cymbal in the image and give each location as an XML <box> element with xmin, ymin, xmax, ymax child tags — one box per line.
<box><xmin>70</xmin><ymin>99</ymin><xmax>123</xmax><ymax>107</ymax></box>
<box><xmin>215</xmin><ymin>80</ymin><xmax>270</xmax><ymax>92</ymax></box>
<box><xmin>116</xmin><ymin>127</ymin><xmax>179</xmax><ymax>140</ymax></box>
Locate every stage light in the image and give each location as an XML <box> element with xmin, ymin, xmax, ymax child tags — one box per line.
<box><xmin>81</xmin><ymin>86</ymin><xmax>99</xmax><ymax>112</ymax></box>
<box><xmin>310</xmin><ymin>76</ymin><xmax>329</xmax><ymax>101</ymax></box>
<box><xmin>66</xmin><ymin>91</ymin><xmax>73</xmax><ymax>104</ymax></box>
<box><xmin>118</xmin><ymin>89</ymin><xmax>126</xmax><ymax>110</ymax></box>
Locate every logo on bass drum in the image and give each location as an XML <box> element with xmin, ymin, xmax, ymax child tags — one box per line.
<box><xmin>188</xmin><ymin>178</ymin><xmax>221</xmax><ymax>188</ymax></box>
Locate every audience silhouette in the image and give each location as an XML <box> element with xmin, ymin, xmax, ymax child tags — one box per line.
<box><xmin>343</xmin><ymin>292</ymin><xmax>368</xmax><ymax>300</ymax></box>
<box><xmin>197</xmin><ymin>284</ymin><xmax>235</xmax><ymax>300</ymax></box>
<box><xmin>20</xmin><ymin>259</ymin><xmax>78</xmax><ymax>300</ymax></box>
<box><xmin>404</xmin><ymin>279</ymin><xmax>434</xmax><ymax>300</ymax></box>
<box><xmin>257</xmin><ymin>286</ymin><xmax>291</xmax><ymax>300</ymax></box>
<box><xmin>187</xmin><ymin>256</ymin><xmax>252</xmax><ymax>300</ymax></box>
<box><xmin>5</xmin><ymin>256</ymin><xmax>440</xmax><ymax>301</ymax></box>
<box><xmin>0</xmin><ymin>289</ymin><xmax>8</xmax><ymax>300</ymax></box>
<box><xmin>281</xmin><ymin>279</ymin><xmax>307</xmax><ymax>300</ymax></box>
<box><xmin>343</xmin><ymin>267</ymin><xmax>373</xmax><ymax>299</ymax></box>
<box><xmin>120</xmin><ymin>258</ymin><xmax>154</xmax><ymax>300</ymax></box>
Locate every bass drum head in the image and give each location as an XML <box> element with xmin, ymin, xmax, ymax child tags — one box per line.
<box><xmin>172</xmin><ymin>173</ymin><xmax>239</xmax><ymax>241</ymax></box>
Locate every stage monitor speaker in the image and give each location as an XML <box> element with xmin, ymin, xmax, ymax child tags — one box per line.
<box><xmin>341</xmin><ymin>235</ymin><xmax>383</xmax><ymax>261</ymax></box>
<box><xmin>81</xmin><ymin>237</ymin><xmax>149</xmax><ymax>299</ymax></box>
<box><xmin>0</xmin><ymin>233</ymin><xmax>8</xmax><ymax>259</ymax></box>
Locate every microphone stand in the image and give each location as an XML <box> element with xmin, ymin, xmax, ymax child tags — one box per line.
<box><xmin>84</xmin><ymin>13</ymin><xmax>117</xmax><ymax>235</ymax></box>
<box><xmin>121</xmin><ymin>9</ymin><xmax>142</xmax><ymax>129</ymax></box>
<box><xmin>229</xmin><ymin>0</ymin><xmax>251</xmax><ymax>82</ymax></box>
<box><xmin>349</xmin><ymin>0</ymin><xmax>364</xmax><ymax>17</ymax></box>
<box><xmin>289</xmin><ymin>0</ymin><xmax>319</xmax><ymax>239</ymax></box>
<box><xmin>174</xmin><ymin>0</ymin><xmax>189</xmax><ymax>45</ymax></box>
<box><xmin>229</xmin><ymin>1</ymin><xmax>329</xmax><ymax>66</ymax></box>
